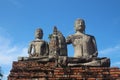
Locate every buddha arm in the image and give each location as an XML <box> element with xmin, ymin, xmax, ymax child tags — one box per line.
<box><xmin>66</xmin><ymin>35</ymin><xmax>72</xmax><ymax>44</ymax></box>
<box><xmin>28</xmin><ymin>43</ymin><xmax>32</xmax><ymax>55</ymax></box>
<box><xmin>45</xmin><ymin>42</ymin><xmax>49</xmax><ymax>56</ymax></box>
<box><xmin>92</xmin><ymin>36</ymin><xmax>98</xmax><ymax>57</ymax></box>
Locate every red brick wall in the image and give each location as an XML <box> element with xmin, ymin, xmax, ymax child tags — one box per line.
<box><xmin>8</xmin><ymin>60</ymin><xmax>120</xmax><ymax>80</ymax></box>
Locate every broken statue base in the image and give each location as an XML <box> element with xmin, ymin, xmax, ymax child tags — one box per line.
<box><xmin>8</xmin><ymin>58</ymin><xmax>120</xmax><ymax>80</ymax></box>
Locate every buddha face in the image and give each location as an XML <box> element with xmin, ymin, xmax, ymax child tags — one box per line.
<box><xmin>74</xmin><ymin>19</ymin><xmax>85</xmax><ymax>32</ymax></box>
<box><xmin>35</xmin><ymin>28</ymin><xmax>43</xmax><ymax>39</ymax></box>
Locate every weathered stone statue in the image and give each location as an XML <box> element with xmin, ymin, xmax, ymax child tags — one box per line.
<box><xmin>49</xmin><ymin>26</ymin><xmax>67</xmax><ymax>57</ymax></box>
<box><xmin>28</xmin><ymin>28</ymin><xmax>49</xmax><ymax>58</ymax></box>
<box><xmin>66</xmin><ymin>19</ymin><xmax>98</xmax><ymax>58</ymax></box>
<box><xmin>49</xmin><ymin>27</ymin><xmax>60</xmax><ymax>58</ymax></box>
<box><xmin>66</xmin><ymin>19</ymin><xmax>110</xmax><ymax>67</ymax></box>
<box><xmin>49</xmin><ymin>26</ymin><xmax>67</xmax><ymax>67</ymax></box>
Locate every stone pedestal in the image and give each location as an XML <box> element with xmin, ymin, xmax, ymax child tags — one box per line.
<box><xmin>8</xmin><ymin>60</ymin><xmax>120</xmax><ymax>80</ymax></box>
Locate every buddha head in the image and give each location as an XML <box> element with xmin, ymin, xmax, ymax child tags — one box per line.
<box><xmin>74</xmin><ymin>18</ymin><xmax>86</xmax><ymax>33</ymax></box>
<box><xmin>35</xmin><ymin>28</ymin><xmax>43</xmax><ymax>39</ymax></box>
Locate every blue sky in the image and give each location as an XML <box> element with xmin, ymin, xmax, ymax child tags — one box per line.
<box><xmin>0</xmin><ymin>0</ymin><xmax>120</xmax><ymax>79</ymax></box>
